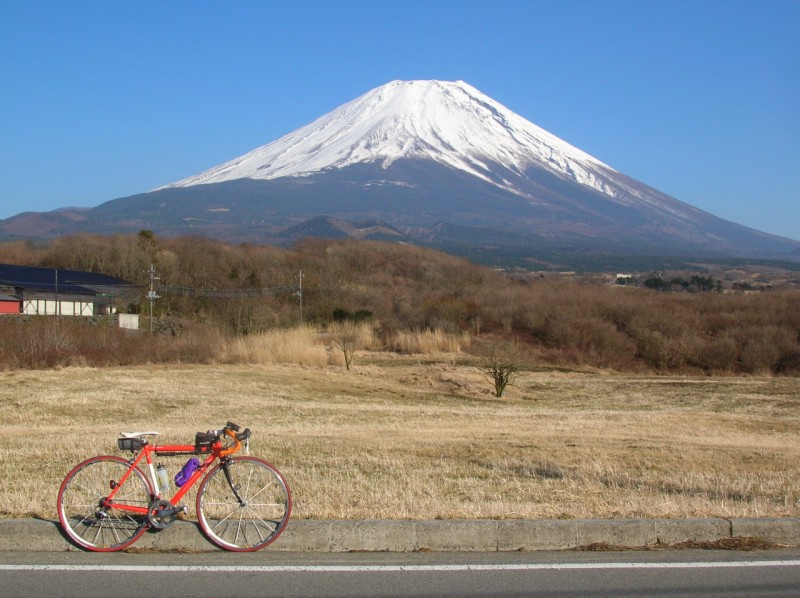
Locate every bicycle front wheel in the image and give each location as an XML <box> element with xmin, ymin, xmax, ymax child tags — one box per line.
<box><xmin>57</xmin><ymin>455</ymin><xmax>152</xmax><ymax>552</ymax></box>
<box><xmin>196</xmin><ymin>456</ymin><xmax>292</xmax><ymax>552</ymax></box>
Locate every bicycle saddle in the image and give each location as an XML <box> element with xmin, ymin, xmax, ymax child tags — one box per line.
<box><xmin>118</xmin><ymin>431</ymin><xmax>159</xmax><ymax>438</ymax></box>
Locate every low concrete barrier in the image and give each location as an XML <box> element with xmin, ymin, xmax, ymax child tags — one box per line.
<box><xmin>1</xmin><ymin>518</ymin><xmax>798</xmax><ymax>552</ymax></box>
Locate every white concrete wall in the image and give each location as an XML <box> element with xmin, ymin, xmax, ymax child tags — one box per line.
<box><xmin>117</xmin><ymin>313</ymin><xmax>139</xmax><ymax>330</ymax></box>
<box><xmin>23</xmin><ymin>299</ymin><xmax>94</xmax><ymax>316</ymax></box>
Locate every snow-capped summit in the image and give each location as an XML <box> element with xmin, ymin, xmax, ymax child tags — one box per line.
<box><xmin>163</xmin><ymin>80</ymin><xmax>618</xmax><ymax>200</ymax></box>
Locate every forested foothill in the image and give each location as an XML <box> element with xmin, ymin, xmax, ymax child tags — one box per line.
<box><xmin>0</xmin><ymin>232</ymin><xmax>798</xmax><ymax>375</ymax></box>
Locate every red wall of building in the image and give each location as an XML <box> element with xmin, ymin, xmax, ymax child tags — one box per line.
<box><xmin>0</xmin><ymin>301</ymin><xmax>21</xmax><ymax>314</ymax></box>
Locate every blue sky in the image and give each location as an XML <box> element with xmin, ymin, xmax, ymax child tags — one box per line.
<box><xmin>1</xmin><ymin>0</ymin><xmax>798</xmax><ymax>240</ymax></box>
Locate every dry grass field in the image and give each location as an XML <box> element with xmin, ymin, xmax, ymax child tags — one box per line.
<box><xmin>1</xmin><ymin>352</ymin><xmax>798</xmax><ymax>522</ymax></box>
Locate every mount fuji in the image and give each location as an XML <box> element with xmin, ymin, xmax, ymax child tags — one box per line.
<box><xmin>2</xmin><ymin>80</ymin><xmax>798</xmax><ymax>263</ymax></box>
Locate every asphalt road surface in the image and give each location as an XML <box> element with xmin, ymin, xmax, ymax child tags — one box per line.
<box><xmin>2</xmin><ymin>549</ymin><xmax>800</xmax><ymax>597</ymax></box>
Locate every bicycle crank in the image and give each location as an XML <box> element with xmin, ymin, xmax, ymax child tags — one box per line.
<box><xmin>147</xmin><ymin>499</ymin><xmax>186</xmax><ymax>529</ymax></box>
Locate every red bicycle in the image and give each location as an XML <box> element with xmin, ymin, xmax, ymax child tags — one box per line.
<box><xmin>57</xmin><ymin>421</ymin><xmax>291</xmax><ymax>552</ymax></box>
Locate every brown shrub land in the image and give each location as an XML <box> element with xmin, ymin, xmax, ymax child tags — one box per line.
<box><xmin>1</xmin><ymin>234</ymin><xmax>799</xmax><ymax>375</ymax></box>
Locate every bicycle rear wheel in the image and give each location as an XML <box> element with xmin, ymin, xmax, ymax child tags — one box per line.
<box><xmin>196</xmin><ymin>456</ymin><xmax>292</xmax><ymax>552</ymax></box>
<box><xmin>57</xmin><ymin>455</ymin><xmax>152</xmax><ymax>552</ymax></box>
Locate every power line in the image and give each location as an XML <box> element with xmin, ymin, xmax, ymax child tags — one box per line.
<box><xmin>156</xmin><ymin>284</ymin><xmax>300</xmax><ymax>298</ymax></box>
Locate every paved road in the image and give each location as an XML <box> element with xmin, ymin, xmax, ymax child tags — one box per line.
<box><xmin>2</xmin><ymin>550</ymin><xmax>800</xmax><ymax>597</ymax></box>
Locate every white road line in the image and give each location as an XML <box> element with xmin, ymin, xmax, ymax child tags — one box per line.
<box><xmin>1</xmin><ymin>561</ymin><xmax>800</xmax><ymax>573</ymax></box>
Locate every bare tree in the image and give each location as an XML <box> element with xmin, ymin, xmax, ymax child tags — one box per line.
<box><xmin>478</xmin><ymin>338</ymin><xmax>523</xmax><ymax>397</ymax></box>
<box><xmin>331</xmin><ymin>321</ymin><xmax>359</xmax><ymax>370</ymax></box>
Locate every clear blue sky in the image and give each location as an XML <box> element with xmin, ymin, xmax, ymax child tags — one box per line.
<box><xmin>1</xmin><ymin>0</ymin><xmax>798</xmax><ymax>240</ymax></box>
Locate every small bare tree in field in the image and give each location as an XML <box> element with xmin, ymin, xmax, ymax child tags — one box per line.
<box><xmin>478</xmin><ymin>338</ymin><xmax>523</xmax><ymax>397</ymax></box>
<box><xmin>330</xmin><ymin>320</ymin><xmax>372</xmax><ymax>370</ymax></box>
<box><xmin>334</xmin><ymin>333</ymin><xmax>357</xmax><ymax>371</ymax></box>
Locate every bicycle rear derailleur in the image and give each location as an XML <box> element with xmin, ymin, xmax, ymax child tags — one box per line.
<box><xmin>147</xmin><ymin>499</ymin><xmax>186</xmax><ymax>529</ymax></box>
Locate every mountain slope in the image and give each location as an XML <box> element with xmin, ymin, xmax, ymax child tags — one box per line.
<box><xmin>1</xmin><ymin>79</ymin><xmax>798</xmax><ymax>262</ymax></box>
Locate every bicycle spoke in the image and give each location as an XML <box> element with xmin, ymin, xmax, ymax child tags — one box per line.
<box><xmin>210</xmin><ymin>508</ymin><xmax>239</xmax><ymax>530</ymax></box>
<box><xmin>234</xmin><ymin>517</ymin><xmax>244</xmax><ymax>546</ymax></box>
<box><xmin>242</xmin><ymin>507</ymin><xmax>275</xmax><ymax>540</ymax></box>
<box><xmin>242</xmin><ymin>479</ymin><xmax>276</xmax><ymax>503</ymax></box>
<box><xmin>109</xmin><ymin>521</ymin><xmax>122</xmax><ymax>545</ymax></box>
<box><xmin>70</xmin><ymin>481</ymin><xmax>103</xmax><ymax>497</ymax></box>
<box><xmin>92</xmin><ymin>521</ymin><xmax>106</xmax><ymax>546</ymax></box>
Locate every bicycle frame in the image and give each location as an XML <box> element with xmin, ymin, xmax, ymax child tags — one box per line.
<box><xmin>102</xmin><ymin>438</ymin><xmax>228</xmax><ymax>516</ymax></box>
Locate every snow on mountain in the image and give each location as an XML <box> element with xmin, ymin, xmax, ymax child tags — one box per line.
<box><xmin>162</xmin><ymin>80</ymin><xmax>632</xmax><ymax>205</ymax></box>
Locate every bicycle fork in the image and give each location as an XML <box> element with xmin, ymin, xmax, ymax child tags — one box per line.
<box><xmin>221</xmin><ymin>458</ymin><xmax>246</xmax><ymax>506</ymax></box>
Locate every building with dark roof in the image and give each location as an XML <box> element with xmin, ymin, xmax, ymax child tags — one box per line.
<box><xmin>0</xmin><ymin>264</ymin><xmax>135</xmax><ymax>317</ymax></box>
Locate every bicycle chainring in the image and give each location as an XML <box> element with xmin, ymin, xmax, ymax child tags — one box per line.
<box><xmin>147</xmin><ymin>499</ymin><xmax>180</xmax><ymax>529</ymax></box>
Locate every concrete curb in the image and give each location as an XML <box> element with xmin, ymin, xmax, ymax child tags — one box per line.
<box><xmin>1</xmin><ymin>518</ymin><xmax>798</xmax><ymax>552</ymax></box>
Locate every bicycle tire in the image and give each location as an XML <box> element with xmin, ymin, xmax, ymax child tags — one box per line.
<box><xmin>196</xmin><ymin>456</ymin><xmax>292</xmax><ymax>552</ymax></box>
<box><xmin>57</xmin><ymin>455</ymin><xmax>153</xmax><ymax>552</ymax></box>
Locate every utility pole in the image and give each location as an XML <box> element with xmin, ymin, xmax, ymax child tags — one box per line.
<box><xmin>147</xmin><ymin>264</ymin><xmax>160</xmax><ymax>333</ymax></box>
<box><xmin>296</xmin><ymin>270</ymin><xmax>304</xmax><ymax>324</ymax></box>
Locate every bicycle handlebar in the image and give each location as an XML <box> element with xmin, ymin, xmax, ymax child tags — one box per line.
<box><xmin>208</xmin><ymin>422</ymin><xmax>250</xmax><ymax>440</ymax></box>
<box><xmin>211</xmin><ymin>422</ymin><xmax>251</xmax><ymax>457</ymax></box>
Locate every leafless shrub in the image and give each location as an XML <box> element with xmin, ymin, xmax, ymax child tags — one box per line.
<box><xmin>693</xmin><ymin>334</ymin><xmax>738</xmax><ymax>372</ymax></box>
<box><xmin>330</xmin><ymin>321</ymin><xmax>358</xmax><ymax>370</ymax></box>
<box><xmin>737</xmin><ymin>325</ymin><xmax>796</xmax><ymax>374</ymax></box>
<box><xmin>476</xmin><ymin>338</ymin><xmax>524</xmax><ymax>397</ymax></box>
